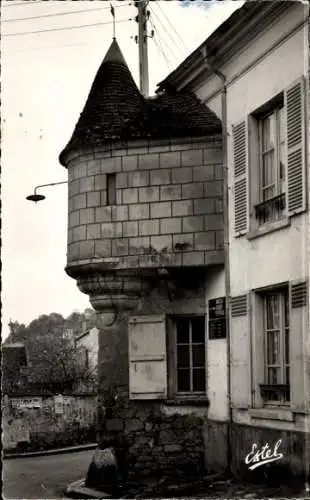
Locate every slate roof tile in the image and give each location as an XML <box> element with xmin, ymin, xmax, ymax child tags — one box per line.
<box><xmin>59</xmin><ymin>39</ymin><xmax>221</xmax><ymax>166</ymax></box>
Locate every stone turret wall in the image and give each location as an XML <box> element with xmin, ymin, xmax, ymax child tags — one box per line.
<box><xmin>66</xmin><ymin>136</ymin><xmax>223</xmax><ymax>270</ymax></box>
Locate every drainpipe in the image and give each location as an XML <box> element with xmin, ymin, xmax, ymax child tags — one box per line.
<box><xmin>200</xmin><ymin>48</ymin><xmax>232</xmax><ymax>473</ymax></box>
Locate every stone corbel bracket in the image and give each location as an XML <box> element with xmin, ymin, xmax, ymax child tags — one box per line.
<box><xmin>65</xmin><ymin>264</ymin><xmax>152</xmax><ymax>314</ymax></box>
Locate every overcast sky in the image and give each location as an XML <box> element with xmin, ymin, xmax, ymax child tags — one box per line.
<box><xmin>1</xmin><ymin>0</ymin><xmax>243</xmax><ymax>339</ymax></box>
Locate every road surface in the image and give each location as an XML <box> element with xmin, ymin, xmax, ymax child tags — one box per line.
<box><xmin>3</xmin><ymin>449</ymin><xmax>94</xmax><ymax>499</ymax></box>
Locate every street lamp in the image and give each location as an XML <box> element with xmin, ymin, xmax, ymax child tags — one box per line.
<box><xmin>26</xmin><ymin>181</ymin><xmax>68</xmax><ymax>203</ymax></box>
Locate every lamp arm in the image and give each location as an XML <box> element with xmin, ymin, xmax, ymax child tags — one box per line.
<box><xmin>34</xmin><ymin>181</ymin><xmax>68</xmax><ymax>195</ymax></box>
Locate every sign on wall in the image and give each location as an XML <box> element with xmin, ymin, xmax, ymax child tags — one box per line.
<box><xmin>54</xmin><ymin>394</ymin><xmax>64</xmax><ymax>414</ymax></box>
<box><xmin>11</xmin><ymin>397</ymin><xmax>42</xmax><ymax>409</ymax></box>
<box><xmin>208</xmin><ymin>297</ymin><xmax>226</xmax><ymax>339</ymax></box>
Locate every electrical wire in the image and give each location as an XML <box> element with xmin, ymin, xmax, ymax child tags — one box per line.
<box><xmin>155</xmin><ymin>2</ymin><xmax>188</xmax><ymax>53</ymax></box>
<box><xmin>2</xmin><ymin>18</ymin><xmax>131</xmax><ymax>37</ymax></box>
<box><xmin>149</xmin><ymin>5</ymin><xmax>183</xmax><ymax>62</ymax></box>
<box><xmin>3</xmin><ymin>7</ymin><xmax>120</xmax><ymax>23</ymax></box>
<box><xmin>3</xmin><ymin>3</ymin><xmax>131</xmax><ymax>22</ymax></box>
<box><xmin>7</xmin><ymin>36</ymin><xmax>127</xmax><ymax>54</ymax></box>
<box><xmin>3</xmin><ymin>1</ymin><xmax>39</xmax><ymax>6</ymax></box>
<box><xmin>149</xmin><ymin>17</ymin><xmax>172</xmax><ymax>71</ymax></box>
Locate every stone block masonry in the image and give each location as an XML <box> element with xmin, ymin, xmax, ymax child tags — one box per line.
<box><xmin>67</xmin><ymin>139</ymin><xmax>224</xmax><ymax>268</ymax></box>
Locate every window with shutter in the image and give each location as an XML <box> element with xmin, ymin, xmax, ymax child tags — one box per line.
<box><xmin>285</xmin><ymin>77</ymin><xmax>307</xmax><ymax>215</ymax></box>
<box><xmin>233</xmin><ymin>121</ymin><xmax>249</xmax><ymax>236</ymax></box>
<box><xmin>289</xmin><ymin>281</ymin><xmax>308</xmax><ymax>412</ymax></box>
<box><xmin>128</xmin><ymin>315</ymin><xmax>167</xmax><ymax>400</ymax></box>
<box><xmin>230</xmin><ymin>294</ymin><xmax>251</xmax><ymax>408</ymax></box>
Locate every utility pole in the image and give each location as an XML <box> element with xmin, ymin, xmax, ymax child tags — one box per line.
<box><xmin>135</xmin><ymin>1</ymin><xmax>149</xmax><ymax>97</ymax></box>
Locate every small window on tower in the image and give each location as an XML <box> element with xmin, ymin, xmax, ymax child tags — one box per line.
<box><xmin>107</xmin><ymin>173</ymin><xmax>116</xmax><ymax>205</ymax></box>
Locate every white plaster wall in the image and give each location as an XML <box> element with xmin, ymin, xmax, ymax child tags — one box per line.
<box><xmin>195</xmin><ymin>8</ymin><xmax>308</xmax><ymax>296</ymax></box>
<box><xmin>204</xmin><ymin>268</ymin><xmax>229</xmax><ymax>421</ymax></box>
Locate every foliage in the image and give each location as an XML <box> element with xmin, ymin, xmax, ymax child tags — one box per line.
<box><xmin>2</xmin><ymin>308</ymin><xmax>98</xmax><ymax>395</ymax></box>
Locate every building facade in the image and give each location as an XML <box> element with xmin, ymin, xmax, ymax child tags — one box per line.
<box><xmin>159</xmin><ymin>0</ymin><xmax>309</xmax><ymax>482</ymax></box>
<box><xmin>60</xmin><ymin>0</ymin><xmax>309</xmax><ymax>485</ymax></box>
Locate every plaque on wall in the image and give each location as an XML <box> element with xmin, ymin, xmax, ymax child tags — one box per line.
<box><xmin>208</xmin><ymin>297</ymin><xmax>226</xmax><ymax>339</ymax></box>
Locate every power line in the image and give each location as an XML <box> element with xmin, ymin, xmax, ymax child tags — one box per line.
<box><xmin>2</xmin><ymin>18</ymin><xmax>131</xmax><ymax>37</ymax></box>
<box><xmin>149</xmin><ymin>6</ymin><xmax>183</xmax><ymax>62</ymax></box>
<box><xmin>155</xmin><ymin>2</ymin><xmax>188</xmax><ymax>53</ymax></box>
<box><xmin>149</xmin><ymin>18</ymin><xmax>172</xmax><ymax>71</ymax></box>
<box><xmin>7</xmin><ymin>36</ymin><xmax>127</xmax><ymax>54</ymax></box>
<box><xmin>3</xmin><ymin>1</ymin><xmax>39</xmax><ymax>6</ymax></box>
<box><xmin>3</xmin><ymin>3</ymin><xmax>130</xmax><ymax>23</ymax></box>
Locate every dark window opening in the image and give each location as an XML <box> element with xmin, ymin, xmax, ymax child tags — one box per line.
<box><xmin>175</xmin><ymin>316</ymin><xmax>206</xmax><ymax>393</ymax></box>
<box><xmin>107</xmin><ymin>173</ymin><xmax>116</xmax><ymax>205</ymax></box>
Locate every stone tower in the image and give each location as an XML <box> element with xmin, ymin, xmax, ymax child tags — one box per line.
<box><xmin>60</xmin><ymin>39</ymin><xmax>224</xmax><ymax>480</ymax></box>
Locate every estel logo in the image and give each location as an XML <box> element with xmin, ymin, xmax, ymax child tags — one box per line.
<box><xmin>245</xmin><ymin>440</ymin><xmax>283</xmax><ymax>470</ymax></box>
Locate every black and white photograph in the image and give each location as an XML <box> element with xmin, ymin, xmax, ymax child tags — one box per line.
<box><xmin>1</xmin><ymin>0</ymin><xmax>310</xmax><ymax>498</ymax></box>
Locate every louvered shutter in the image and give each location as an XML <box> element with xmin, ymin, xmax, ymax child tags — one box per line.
<box><xmin>290</xmin><ymin>282</ymin><xmax>308</xmax><ymax>412</ymax></box>
<box><xmin>129</xmin><ymin>315</ymin><xmax>167</xmax><ymax>400</ymax></box>
<box><xmin>230</xmin><ymin>294</ymin><xmax>251</xmax><ymax>408</ymax></box>
<box><xmin>285</xmin><ymin>77</ymin><xmax>307</xmax><ymax>215</ymax></box>
<box><xmin>232</xmin><ymin>121</ymin><xmax>249</xmax><ymax>236</ymax></box>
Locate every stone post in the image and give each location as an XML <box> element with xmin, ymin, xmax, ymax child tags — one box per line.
<box><xmin>74</xmin><ymin>270</ymin><xmax>149</xmax><ymax>488</ymax></box>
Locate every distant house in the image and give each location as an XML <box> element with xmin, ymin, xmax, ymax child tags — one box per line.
<box><xmin>75</xmin><ymin>327</ymin><xmax>99</xmax><ymax>393</ymax></box>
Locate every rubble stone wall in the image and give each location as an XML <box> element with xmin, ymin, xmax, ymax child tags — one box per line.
<box><xmin>3</xmin><ymin>394</ymin><xmax>97</xmax><ymax>452</ymax></box>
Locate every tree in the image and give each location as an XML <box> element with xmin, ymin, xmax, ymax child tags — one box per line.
<box><xmin>3</xmin><ymin>309</ymin><xmax>98</xmax><ymax>394</ymax></box>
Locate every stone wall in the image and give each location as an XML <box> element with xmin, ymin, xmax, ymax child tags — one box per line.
<box><xmin>3</xmin><ymin>394</ymin><xmax>97</xmax><ymax>452</ymax></box>
<box><xmin>102</xmin><ymin>401</ymin><xmax>206</xmax><ymax>480</ymax></box>
<box><xmin>66</xmin><ymin>136</ymin><xmax>223</xmax><ymax>269</ymax></box>
<box><xmin>95</xmin><ymin>275</ymin><xmax>210</xmax><ymax>479</ymax></box>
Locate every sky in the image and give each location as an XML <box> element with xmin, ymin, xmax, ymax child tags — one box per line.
<box><xmin>1</xmin><ymin>0</ymin><xmax>243</xmax><ymax>339</ymax></box>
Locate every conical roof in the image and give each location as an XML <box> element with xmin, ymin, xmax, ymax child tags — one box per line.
<box><xmin>59</xmin><ymin>39</ymin><xmax>221</xmax><ymax>166</ymax></box>
<box><xmin>59</xmin><ymin>39</ymin><xmax>147</xmax><ymax>165</ymax></box>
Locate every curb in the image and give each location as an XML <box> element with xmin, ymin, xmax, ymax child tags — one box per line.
<box><xmin>4</xmin><ymin>442</ymin><xmax>97</xmax><ymax>459</ymax></box>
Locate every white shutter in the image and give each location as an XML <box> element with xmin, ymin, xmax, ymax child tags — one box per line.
<box><xmin>290</xmin><ymin>282</ymin><xmax>308</xmax><ymax>412</ymax></box>
<box><xmin>129</xmin><ymin>315</ymin><xmax>167</xmax><ymax>400</ymax></box>
<box><xmin>232</xmin><ymin>121</ymin><xmax>249</xmax><ymax>236</ymax></box>
<box><xmin>230</xmin><ymin>294</ymin><xmax>251</xmax><ymax>409</ymax></box>
<box><xmin>285</xmin><ymin>77</ymin><xmax>307</xmax><ymax>215</ymax></box>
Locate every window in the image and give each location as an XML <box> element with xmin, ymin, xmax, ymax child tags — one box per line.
<box><xmin>107</xmin><ymin>173</ymin><xmax>116</xmax><ymax>205</ymax></box>
<box><xmin>174</xmin><ymin>316</ymin><xmax>206</xmax><ymax>394</ymax></box>
<box><xmin>233</xmin><ymin>77</ymin><xmax>306</xmax><ymax>238</ymax></box>
<box><xmin>260</xmin><ymin>288</ymin><xmax>290</xmax><ymax>404</ymax></box>
<box><xmin>255</xmin><ymin>103</ymin><xmax>286</xmax><ymax>225</ymax></box>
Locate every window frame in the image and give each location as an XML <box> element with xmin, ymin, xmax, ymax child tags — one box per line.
<box><xmin>258</xmin><ymin>105</ymin><xmax>286</xmax><ymax>204</ymax></box>
<box><xmin>167</xmin><ymin>314</ymin><xmax>207</xmax><ymax>399</ymax></box>
<box><xmin>255</xmin><ymin>99</ymin><xmax>287</xmax><ymax>226</ymax></box>
<box><xmin>260</xmin><ymin>287</ymin><xmax>290</xmax><ymax>407</ymax></box>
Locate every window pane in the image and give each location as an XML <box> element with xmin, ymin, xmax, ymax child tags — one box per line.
<box><xmin>285</xmin><ymin>328</ymin><xmax>289</xmax><ymax>365</ymax></box>
<box><xmin>177</xmin><ymin>369</ymin><xmax>190</xmax><ymax>391</ymax></box>
<box><xmin>191</xmin><ymin>317</ymin><xmax>205</xmax><ymax>343</ymax></box>
<box><xmin>262</xmin><ymin>115</ymin><xmax>271</xmax><ymax>149</ymax></box>
<box><xmin>176</xmin><ymin>319</ymin><xmax>189</xmax><ymax>343</ymax></box>
<box><xmin>266</xmin><ymin>295</ymin><xmax>280</xmax><ymax>329</ymax></box>
<box><xmin>192</xmin><ymin>345</ymin><xmax>205</xmax><ymax>367</ymax></box>
<box><xmin>284</xmin><ymin>292</ymin><xmax>289</xmax><ymax>328</ymax></box>
<box><xmin>286</xmin><ymin>367</ymin><xmax>290</xmax><ymax>386</ymax></box>
<box><xmin>278</xmin><ymin>107</ymin><xmax>285</xmax><ymax>143</ymax></box>
<box><xmin>268</xmin><ymin>367</ymin><xmax>280</xmax><ymax>384</ymax></box>
<box><xmin>193</xmin><ymin>369</ymin><xmax>205</xmax><ymax>392</ymax></box>
<box><xmin>177</xmin><ymin>345</ymin><xmax>190</xmax><ymax>368</ymax></box>
<box><xmin>267</xmin><ymin>330</ymin><xmax>280</xmax><ymax>365</ymax></box>
<box><xmin>262</xmin><ymin>152</ymin><xmax>275</xmax><ymax>188</ymax></box>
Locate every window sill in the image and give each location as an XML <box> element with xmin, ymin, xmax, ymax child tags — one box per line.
<box><xmin>249</xmin><ymin>408</ymin><xmax>294</xmax><ymax>422</ymax></box>
<box><xmin>165</xmin><ymin>397</ymin><xmax>210</xmax><ymax>407</ymax></box>
<box><xmin>247</xmin><ymin>217</ymin><xmax>290</xmax><ymax>240</ymax></box>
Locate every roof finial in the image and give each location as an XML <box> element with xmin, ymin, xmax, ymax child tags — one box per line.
<box><xmin>110</xmin><ymin>3</ymin><xmax>116</xmax><ymax>40</ymax></box>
